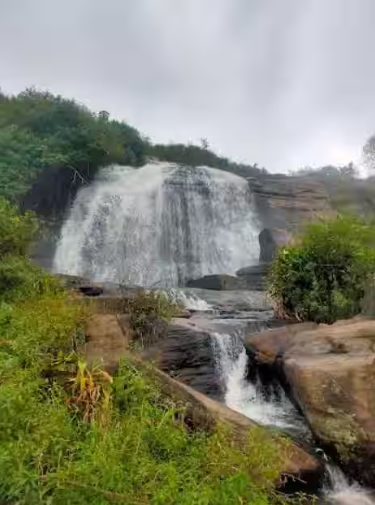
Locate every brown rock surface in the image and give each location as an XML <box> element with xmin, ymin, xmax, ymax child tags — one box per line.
<box><xmin>244</xmin><ymin>322</ymin><xmax>318</xmax><ymax>364</ymax></box>
<box><xmin>81</xmin><ymin>314</ymin><xmax>132</xmax><ymax>372</ymax></box>
<box><xmin>250</xmin><ymin>175</ymin><xmax>334</xmax><ymax>231</ymax></box>
<box><xmin>246</xmin><ymin>318</ymin><xmax>375</xmax><ymax>484</ymax></box>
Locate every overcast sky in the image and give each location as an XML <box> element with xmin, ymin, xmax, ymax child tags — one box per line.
<box><xmin>1</xmin><ymin>0</ymin><xmax>375</xmax><ymax>172</ymax></box>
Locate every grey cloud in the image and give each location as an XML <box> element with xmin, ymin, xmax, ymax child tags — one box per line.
<box><xmin>1</xmin><ymin>0</ymin><xmax>375</xmax><ymax>171</ymax></box>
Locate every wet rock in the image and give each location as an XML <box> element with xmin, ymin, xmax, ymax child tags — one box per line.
<box><xmin>246</xmin><ymin>318</ymin><xmax>375</xmax><ymax>486</ymax></box>
<box><xmin>186</xmin><ymin>274</ymin><xmax>246</xmax><ymax>290</ymax></box>
<box><xmin>258</xmin><ymin>228</ymin><xmax>292</xmax><ymax>263</ymax></box>
<box><xmin>186</xmin><ymin>268</ymin><xmax>270</xmax><ymax>292</ymax></box>
<box><xmin>79</xmin><ymin>285</ymin><xmax>104</xmax><ymax>297</ymax></box>
<box><xmin>236</xmin><ymin>263</ymin><xmax>270</xmax><ymax>291</ymax></box>
<box><xmin>244</xmin><ymin>322</ymin><xmax>318</xmax><ymax>364</ymax></box>
<box><xmin>142</xmin><ymin>322</ymin><xmax>220</xmax><ymax>398</ymax></box>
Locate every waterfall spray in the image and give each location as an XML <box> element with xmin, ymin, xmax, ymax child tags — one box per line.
<box><xmin>54</xmin><ymin>162</ymin><xmax>260</xmax><ymax>286</ymax></box>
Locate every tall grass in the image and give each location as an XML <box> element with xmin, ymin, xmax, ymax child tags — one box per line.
<box><xmin>0</xmin><ymin>200</ymin><xmax>293</xmax><ymax>504</ymax></box>
<box><xmin>0</xmin><ymin>275</ymin><xmax>292</xmax><ymax>504</ymax></box>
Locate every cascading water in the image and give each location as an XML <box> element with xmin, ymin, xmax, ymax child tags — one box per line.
<box><xmin>210</xmin><ymin>330</ymin><xmax>375</xmax><ymax>503</ymax></box>
<box><xmin>210</xmin><ymin>331</ymin><xmax>308</xmax><ymax>433</ymax></box>
<box><xmin>324</xmin><ymin>464</ymin><xmax>374</xmax><ymax>504</ymax></box>
<box><xmin>53</xmin><ymin>162</ymin><xmax>260</xmax><ymax>287</ymax></box>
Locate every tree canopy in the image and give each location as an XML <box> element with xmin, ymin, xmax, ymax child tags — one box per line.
<box><xmin>0</xmin><ymin>89</ymin><xmax>146</xmax><ymax>200</ymax></box>
<box><xmin>0</xmin><ymin>88</ymin><xmax>267</xmax><ymax>202</ymax></box>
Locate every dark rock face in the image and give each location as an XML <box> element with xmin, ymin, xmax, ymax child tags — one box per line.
<box><xmin>258</xmin><ymin>228</ymin><xmax>292</xmax><ymax>263</ymax></box>
<box><xmin>142</xmin><ymin>322</ymin><xmax>221</xmax><ymax>399</ymax></box>
<box><xmin>20</xmin><ymin>163</ymin><xmax>97</xmax><ymax>220</ymax></box>
<box><xmin>186</xmin><ymin>268</ymin><xmax>270</xmax><ymax>292</ymax></box>
<box><xmin>236</xmin><ymin>263</ymin><xmax>270</xmax><ymax>291</ymax></box>
<box><xmin>186</xmin><ymin>274</ymin><xmax>245</xmax><ymax>291</ymax></box>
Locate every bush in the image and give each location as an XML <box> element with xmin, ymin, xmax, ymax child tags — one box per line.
<box><xmin>269</xmin><ymin>215</ymin><xmax>375</xmax><ymax>323</ymax></box>
<box><xmin>127</xmin><ymin>289</ymin><xmax>180</xmax><ymax>345</ymax></box>
<box><xmin>0</xmin><ymin>198</ymin><xmax>37</xmax><ymax>258</ymax></box>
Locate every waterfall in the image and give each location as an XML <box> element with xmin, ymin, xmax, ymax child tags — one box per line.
<box><xmin>53</xmin><ymin>162</ymin><xmax>260</xmax><ymax>286</ymax></box>
<box><xmin>211</xmin><ymin>331</ymin><xmax>375</xmax><ymax>503</ymax></box>
<box><xmin>210</xmin><ymin>331</ymin><xmax>307</xmax><ymax>432</ymax></box>
<box><xmin>324</xmin><ymin>464</ymin><xmax>374</xmax><ymax>504</ymax></box>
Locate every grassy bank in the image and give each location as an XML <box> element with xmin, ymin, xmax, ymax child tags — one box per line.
<box><xmin>0</xmin><ymin>200</ymin><xmax>293</xmax><ymax>504</ymax></box>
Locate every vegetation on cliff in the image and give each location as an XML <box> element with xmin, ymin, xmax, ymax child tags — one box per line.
<box><xmin>0</xmin><ymin>88</ymin><xmax>146</xmax><ymax>200</ymax></box>
<box><xmin>0</xmin><ymin>200</ymin><xmax>292</xmax><ymax>504</ymax></box>
<box><xmin>0</xmin><ymin>88</ymin><xmax>265</xmax><ymax>204</ymax></box>
<box><xmin>269</xmin><ymin>215</ymin><xmax>375</xmax><ymax>323</ymax></box>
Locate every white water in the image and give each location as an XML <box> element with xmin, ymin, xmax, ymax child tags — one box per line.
<box><xmin>211</xmin><ymin>330</ymin><xmax>375</xmax><ymax>503</ymax></box>
<box><xmin>167</xmin><ymin>288</ymin><xmax>213</xmax><ymax>312</ymax></box>
<box><xmin>53</xmin><ymin>162</ymin><xmax>260</xmax><ymax>287</ymax></box>
<box><xmin>210</xmin><ymin>332</ymin><xmax>306</xmax><ymax>431</ymax></box>
<box><xmin>325</xmin><ymin>464</ymin><xmax>374</xmax><ymax>505</ymax></box>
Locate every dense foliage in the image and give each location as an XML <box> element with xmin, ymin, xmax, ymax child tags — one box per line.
<box><xmin>269</xmin><ymin>215</ymin><xmax>375</xmax><ymax>323</ymax></box>
<box><xmin>0</xmin><ymin>88</ymin><xmax>146</xmax><ymax>200</ymax></box>
<box><xmin>0</xmin><ymin>201</ymin><xmax>291</xmax><ymax>504</ymax></box>
<box><xmin>149</xmin><ymin>142</ymin><xmax>266</xmax><ymax>178</ymax></box>
<box><xmin>126</xmin><ymin>289</ymin><xmax>181</xmax><ymax>345</ymax></box>
<box><xmin>0</xmin><ymin>88</ymin><xmax>267</xmax><ymax>204</ymax></box>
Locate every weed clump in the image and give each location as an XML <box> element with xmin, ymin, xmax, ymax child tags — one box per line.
<box><xmin>127</xmin><ymin>289</ymin><xmax>181</xmax><ymax>345</ymax></box>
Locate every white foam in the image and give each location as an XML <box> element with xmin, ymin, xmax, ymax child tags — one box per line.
<box><xmin>53</xmin><ymin>162</ymin><xmax>260</xmax><ymax>287</ymax></box>
<box><xmin>325</xmin><ymin>465</ymin><xmax>375</xmax><ymax>505</ymax></box>
<box><xmin>210</xmin><ymin>332</ymin><xmax>305</xmax><ymax>430</ymax></box>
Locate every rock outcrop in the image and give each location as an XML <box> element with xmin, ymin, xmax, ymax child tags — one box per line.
<box><xmin>236</xmin><ymin>263</ymin><xmax>270</xmax><ymax>291</ymax></box>
<box><xmin>186</xmin><ymin>267</ymin><xmax>269</xmax><ymax>291</ymax></box>
<box><xmin>246</xmin><ymin>318</ymin><xmax>375</xmax><ymax>485</ymax></box>
<box><xmin>258</xmin><ymin>228</ymin><xmax>292</xmax><ymax>262</ymax></box>
<box><xmin>249</xmin><ymin>175</ymin><xmax>333</xmax><ymax>231</ymax></box>
<box><xmin>186</xmin><ymin>274</ymin><xmax>246</xmax><ymax>290</ymax></box>
<box><xmin>141</xmin><ymin>321</ymin><xmax>221</xmax><ymax>398</ymax></box>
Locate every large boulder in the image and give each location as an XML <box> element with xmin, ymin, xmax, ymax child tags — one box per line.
<box><xmin>142</xmin><ymin>321</ymin><xmax>221</xmax><ymax>399</ymax></box>
<box><xmin>244</xmin><ymin>322</ymin><xmax>318</xmax><ymax>364</ymax></box>
<box><xmin>186</xmin><ymin>268</ymin><xmax>269</xmax><ymax>292</ymax></box>
<box><xmin>246</xmin><ymin>318</ymin><xmax>375</xmax><ymax>485</ymax></box>
<box><xmin>249</xmin><ymin>175</ymin><xmax>333</xmax><ymax>231</ymax></box>
<box><xmin>258</xmin><ymin>228</ymin><xmax>292</xmax><ymax>263</ymax></box>
<box><xmin>186</xmin><ymin>274</ymin><xmax>245</xmax><ymax>290</ymax></box>
<box><xmin>236</xmin><ymin>263</ymin><xmax>270</xmax><ymax>291</ymax></box>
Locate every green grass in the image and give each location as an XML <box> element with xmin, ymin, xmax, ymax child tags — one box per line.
<box><xmin>0</xmin><ymin>237</ymin><xmax>292</xmax><ymax>503</ymax></box>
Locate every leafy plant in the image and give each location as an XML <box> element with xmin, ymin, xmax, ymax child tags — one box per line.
<box><xmin>127</xmin><ymin>289</ymin><xmax>181</xmax><ymax>345</ymax></box>
<box><xmin>0</xmin><ymin>197</ymin><xmax>38</xmax><ymax>258</ymax></box>
<box><xmin>269</xmin><ymin>215</ymin><xmax>375</xmax><ymax>323</ymax></box>
<box><xmin>66</xmin><ymin>359</ymin><xmax>113</xmax><ymax>424</ymax></box>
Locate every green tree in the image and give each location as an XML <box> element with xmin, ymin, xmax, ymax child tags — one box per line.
<box><xmin>269</xmin><ymin>215</ymin><xmax>375</xmax><ymax>323</ymax></box>
<box><xmin>0</xmin><ymin>89</ymin><xmax>146</xmax><ymax>200</ymax></box>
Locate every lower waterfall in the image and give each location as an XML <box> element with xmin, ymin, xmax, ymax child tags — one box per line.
<box><xmin>210</xmin><ymin>330</ymin><xmax>375</xmax><ymax>504</ymax></box>
<box><xmin>53</xmin><ymin>162</ymin><xmax>260</xmax><ymax>286</ymax></box>
<box><xmin>210</xmin><ymin>331</ymin><xmax>307</xmax><ymax>433</ymax></box>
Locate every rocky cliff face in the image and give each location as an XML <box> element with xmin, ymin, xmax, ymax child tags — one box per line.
<box><xmin>249</xmin><ymin>175</ymin><xmax>333</xmax><ymax>231</ymax></box>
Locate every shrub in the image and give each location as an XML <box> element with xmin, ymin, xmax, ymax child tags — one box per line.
<box><xmin>0</xmin><ymin>197</ymin><xmax>37</xmax><ymax>258</ymax></box>
<box><xmin>269</xmin><ymin>215</ymin><xmax>375</xmax><ymax>323</ymax></box>
<box><xmin>127</xmin><ymin>289</ymin><xmax>180</xmax><ymax>345</ymax></box>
